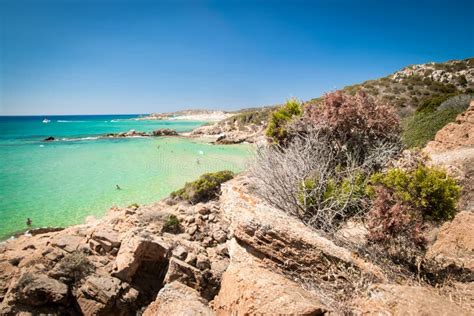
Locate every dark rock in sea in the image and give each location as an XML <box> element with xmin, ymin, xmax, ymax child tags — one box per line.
<box><xmin>43</xmin><ymin>136</ymin><xmax>55</xmax><ymax>141</ymax></box>
<box><xmin>152</xmin><ymin>129</ymin><xmax>178</xmax><ymax>136</ymax></box>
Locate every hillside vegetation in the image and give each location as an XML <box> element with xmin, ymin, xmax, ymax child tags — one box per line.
<box><xmin>342</xmin><ymin>58</ymin><xmax>474</xmax><ymax>114</ymax></box>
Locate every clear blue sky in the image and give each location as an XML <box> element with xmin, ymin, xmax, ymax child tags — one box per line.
<box><xmin>1</xmin><ymin>0</ymin><xmax>473</xmax><ymax>115</ymax></box>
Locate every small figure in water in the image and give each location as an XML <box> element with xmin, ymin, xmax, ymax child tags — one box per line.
<box><xmin>26</xmin><ymin>218</ymin><xmax>32</xmax><ymax>226</ymax></box>
<box><xmin>116</xmin><ymin>184</ymin><xmax>121</xmax><ymax>190</ymax></box>
<box><xmin>196</xmin><ymin>158</ymin><xmax>200</xmax><ymax>164</ymax></box>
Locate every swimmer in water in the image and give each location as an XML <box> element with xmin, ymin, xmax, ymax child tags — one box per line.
<box><xmin>116</xmin><ymin>185</ymin><xmax>121</xmax><ymax>190</ymax></box>
<box><xmin>26</xmin><ymin>218</ymin><xmax>32</xmax><ymax>226</ymax></box>
<box><xmin>196</xmin><ymin>158</ymin><xmax>200</xmax><ymax>164</ymax></box>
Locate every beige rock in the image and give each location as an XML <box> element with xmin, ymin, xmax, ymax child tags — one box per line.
<box><xmin>77</xmin><ymin>275</ymin><xmax>122</xmax><ymax>315</ymax></box>
<box><xmin>51</xmin><ymin>234</ymin><xmax>84</xmax><ymax>253</ymax></box>
<box><xmin>426</xmin><ymin>211</ymin><xmax>474</xmax><ymax>271</ymax></box>
<box><xmin>425</xmin><ymin>100</ymin><xmax>474</xmax><ymax>153</ymax></box>
<box><xmin>113</xmin><ymin>234</ymin><xmax>169</xmax><ymax>282</ymax></box>
<box><xmin>143</xmin><ymin>281</ymin><xmax>213</xmax><ymax>316</ymax></box>
<box><xmin>164</xmin><ymin>258</ymin><xmax>202</xmax><ymax>290</ymax></box>
<box><xmin>352</xmin><ymin>284</ymin><xmax>471</xmax><ymax>315</ymax></box>
<box><xmin>91</xmin><ymin>229</ymin><xmax>121</xmax><ymax>253</ymax></box>
<box><xmin>212</xmin><ymin>240</ymin><xmax>328</xmax><ymax>315</ymax></box>
<box><xmin>172</xmin><ymin>245</ymin><xmax>188</xmax><ymax>260</ymax></box>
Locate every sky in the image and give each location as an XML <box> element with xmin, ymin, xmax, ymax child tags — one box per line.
<box><xmin>0</xmin><ymin>0</ymin><xmax>473</xmax><ymax>115</ymax></box>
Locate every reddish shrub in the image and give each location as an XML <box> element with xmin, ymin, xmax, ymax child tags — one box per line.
<box><xmin>304</xmin><ymin>91</ymin><xmax>401</xmax><ymax>162</ymax></box>
<box><xmin>367</xmin><ymin>187</ymin><xmax>424</xmax><ymax>246</ymax></box>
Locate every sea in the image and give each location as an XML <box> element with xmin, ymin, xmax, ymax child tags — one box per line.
<box><xmin>0</xmin><ymin>115</ymin><xmax>253</xmax><ymax>240</ymax></box>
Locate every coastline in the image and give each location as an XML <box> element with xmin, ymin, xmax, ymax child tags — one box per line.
<box><xmin>0</xmin><ymin>116</ymin><xmax>256</xmax><ymax>240</ymax></box>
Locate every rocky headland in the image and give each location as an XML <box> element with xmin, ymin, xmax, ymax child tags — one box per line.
<box><xmin>1</xmin><ymin>103</ymin><xmax>473</xmax><ymax>314</ymax></box>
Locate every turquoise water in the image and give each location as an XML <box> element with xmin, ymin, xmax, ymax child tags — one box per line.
<box><xmin>0</xmin><ymin>115</ymin><xmax>253</xmax><ymax>239</ymax></box>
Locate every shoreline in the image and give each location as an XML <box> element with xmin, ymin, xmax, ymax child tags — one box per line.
<box><xmin>0</xmin><ymin>131</ymin><xmax>255</xmax><ymax>241</ymax></box>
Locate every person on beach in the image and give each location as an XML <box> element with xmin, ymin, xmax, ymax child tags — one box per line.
<box><xmin>26</xmin><ymin>218</ymin><xmax>32</xmax><ymax>226</ymax></box>
<box><xmin>116</xmin><ymin>184</ymin><xmax>121</xmax><ymax>190</ymax></box>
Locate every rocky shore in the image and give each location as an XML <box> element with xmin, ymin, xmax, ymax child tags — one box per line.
<box><xmin>1</xmin><ymin>168</ymin><xmax>472</xmax><ymax>314</ymax></box>
<box><xmin>2</xmin><ymin>101</ymin><xmax>474</xmax><ymax>314</ymax></box>
<box><xmin>1</xmin><ymin>103</ymin><xmax>472</xmax><ymax>315</ymax></box>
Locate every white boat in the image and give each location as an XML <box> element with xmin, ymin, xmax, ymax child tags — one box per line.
<box><xmin>42</xmin><ymin>118</ymin><xmax>50</xmax><ymax>123</ymax></box>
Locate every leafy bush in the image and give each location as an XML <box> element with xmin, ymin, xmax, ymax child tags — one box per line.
<box><xmin>162</xmin><ymin>214</ymin><xmax>181</xmax><ymax>233</ymax></box>
<box><xmin>170</xmin><ymin>170</ymin><xmax>235</xmax><ymax>204</ymax></box>
<box><xmin>402</xmin><ymin>106</ymin><xmax>465</xmax><ymax>148</ymax></box>
<box><xmin>366</xmin><ymin>165</ymin><xmax>460</xmax><ymax>268</ymax></box>
<box><xmin>416</xmin><ymin>93</ymin><xmax>456</xmax><ymax>113</ymax></box>
<box><xmin>369</xmin><ymin>165</ymin><xmax>461</xmax><ymax>222</ymax></box>
<box><xmin>266</xmin><ymin>98</ymin><xmax>302</xmax><ymax>144</ymax></box>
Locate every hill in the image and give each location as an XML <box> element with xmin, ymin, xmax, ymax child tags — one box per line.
<box><xmin>342</xmin><ymin>58</ymin><xmax>474</xmax><ymax>116</ymax></box>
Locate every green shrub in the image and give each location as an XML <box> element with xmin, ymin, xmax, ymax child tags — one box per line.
<box><xmin>162</xmin><ymin>214</ymin><xmax>181</xmax><ymax>233</ymax></box>
<box><xmin>226</xmin><ymin>107</ymin><xmax>274</xmax><ymax>126</ymax></box>
<box><xmin>170</xmin><ymin>170</ymin><xmax>235</xmax><ymax>204</ymax></box>
<box><xmin>416</xmin><ymin>93</ymin><xmax>457</xmax><ymax>113</ymax></box>
<box><xmin>266</xmin><ymin>98</ymin><xmax>302</xmax><ymax>144</ymax></box>
<box><xmin>369</xmin><ymin>165</ymin><xmax>461</xmax><ymax>222</ymax></box>
<box><xmin>402</xmin><ymin>106</ymin><xmax>464</xmax><ymax>148</ymax></box>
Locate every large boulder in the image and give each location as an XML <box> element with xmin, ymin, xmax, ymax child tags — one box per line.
<box><xmin>113</xmin><ymin>234</ymin><xmax>170</xmax><ymax>283</ymax></box>
<box><xmin>426</xmin><ymin>211</ymin><xmax>474</xmax><ymax>271</ymax></box>
<box><xmin>90</xmin><ymin>229</ymin><xmax>121</xmax><ymax>254</ymax></box>
<box><xmin>77</xmin><ymin>275</ymin><xmax>122</xmax><ymax>315</ymax></box>
<box><xmin>212</xmin><ymin>239</ymin><xmax>328</xmax><ymax>315</ymax></box>
<box><xmin>143</xmin><ymin>281</ymin><xmax>213</xmax><ymax>316</ymax></box>
<box><xmin>219</xmin><ymin>176</ymin><xmax>387</xmax><ymax>281</ymax></box>
<box><xmin>51</xmin><ymin>234</ymin><xmax>84</xmax><ymax>253</ymax></box>
<box><xmin>13</xmin><ymin>273</ymin><xmax>68</xmax><ymax>306</ymax></box>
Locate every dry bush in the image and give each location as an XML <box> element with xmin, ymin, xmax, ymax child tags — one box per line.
<box><xmin>55</xmin><ymin>250</ymin><xmax>94</xmax><ymax>285</ymax></box>
<box><xmin>249</xmin><ymin>129</ymin><xmax>399</xmax><ymax>232</ymax></box>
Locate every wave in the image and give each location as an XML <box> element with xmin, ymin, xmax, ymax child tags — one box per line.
<box><xmin>57</xmin><ymin>120</ymin><xmax>87</xmax><ymax>123</ymax></box>
<box><xmin>60</xmin><ymin>136</ymin><xmax>100</xmax><ymax>142</ymax></box>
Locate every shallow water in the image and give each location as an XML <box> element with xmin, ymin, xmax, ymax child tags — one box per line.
<box><xmin>0</xmin><ymin>115</ymin><xmax>253</xmax><ymax>239</ymax></box>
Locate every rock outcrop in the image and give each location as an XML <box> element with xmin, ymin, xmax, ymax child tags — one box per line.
<box><xmin>425</xmin><ymin>100</ymin><xmax>474</xmax><ymax>153</ymax></box>
<box><xmin>190</xmin><ymin>108</ymin><xmax>273</xmax><ymax>144</ymax></box>
<box><xmin>427</xmin><ymin>211</ymin><xmax>474</xmax><ymax>271</ymax></box>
